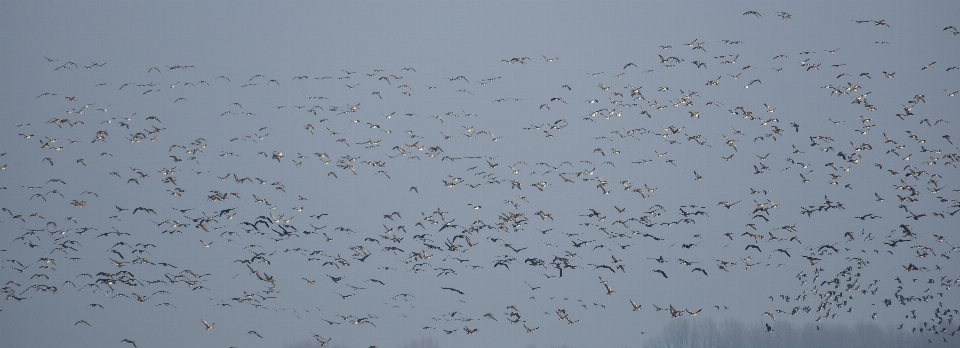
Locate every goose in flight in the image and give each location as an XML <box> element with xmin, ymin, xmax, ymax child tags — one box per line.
<box><xmin>441</xmin><ymin>287</ymin><xmax>464</xmax><ymax>294</ymax></box>
<box><xmin>743</xmin><ymin>11</ymin><xmax>761</xmax><ymax>17</ymax></box>
<box><xmin>351</xmin><ymin>317</ymin><xmax>376</xmax><ymax>326</ymax></box>
<box><xmin>313</xmin><ymin>335</ymin><xmax>332</xmax><ymax>346</ymax></box>
<box><xmin>630</xmin><ymin>299</ymin><xmax>642</xmax><ymax>311</ymax></box>
<box><xmin>201</xmin><ymin>318</ymin><xmax>215</xmax><ymax>330</ymax></box>
<box><xmin>599</xmin><ymin>276</ymin><xmax>615</xmax><ymax>295</ymax></box>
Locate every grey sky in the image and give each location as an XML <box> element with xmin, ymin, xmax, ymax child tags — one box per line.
<box><xmin>1</xmin><ymin>1</ymin><xmax>959</xmax><ymax>348</ymax></box>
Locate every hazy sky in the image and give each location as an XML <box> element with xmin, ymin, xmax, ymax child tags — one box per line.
<box><xmin>1</xmin><ymin>1</ymin><xmax>959</xmax><ymax>348</ymax></box>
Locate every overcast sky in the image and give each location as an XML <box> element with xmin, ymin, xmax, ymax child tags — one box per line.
<box><xmin>1</xmin><ymin>1</ymin><xmax>959</xmax><ymax>348</ymax></box>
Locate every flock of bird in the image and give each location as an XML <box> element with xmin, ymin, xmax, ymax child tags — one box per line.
<box><xmin>3</xmin><ymin>11</ymin><xmax>960</xmax><ymax>348</ymax></box>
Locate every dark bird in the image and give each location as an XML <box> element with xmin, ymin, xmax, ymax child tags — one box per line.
<box><xmin>441</xmin><ymin>287</ymin><xmax>464</xmax><ymax>294</ymax></box>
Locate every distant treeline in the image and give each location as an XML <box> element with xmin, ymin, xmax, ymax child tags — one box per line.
<box><xmin>285</xmin><ymin>335</ymin><xmax>440</xmax><ymax>348</ymax></box>
<box><xmin>643</xmin><ymin>317</ymin><xmax>952</xmax><ymax>348</ymax></box>
<box><xmin>283</xmin><ymin>320</ymin><xmax>954</xmax><ymax>348</ymax></box>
